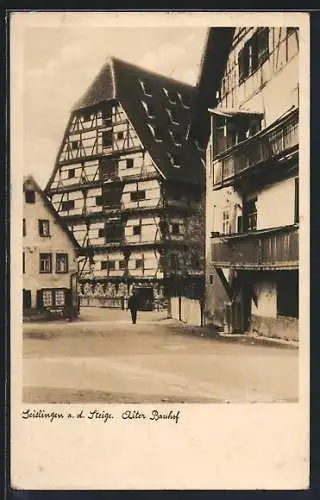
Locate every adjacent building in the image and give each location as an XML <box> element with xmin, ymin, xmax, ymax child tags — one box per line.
<box><xmin>23</xmin><ymin>176</ymin><xmax>80</xmax><ymax>319</ymax></box>
<box><xmin>45</xmin><ymin>57</ymin><xmax>205</xmax><ymax>316</ymax></box>
<box><xmin>190</xmin><ymin>27</ymin><xmax>299</xmax><ymax>340</ymax></box>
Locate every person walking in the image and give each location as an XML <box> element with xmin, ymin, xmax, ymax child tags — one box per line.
<box><xmin>128</xmin><ymin>289</ymin><xmax>139</xmax><ymax>324</ymax></box>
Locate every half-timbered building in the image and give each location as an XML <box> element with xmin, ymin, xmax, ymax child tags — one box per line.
<box><xmin>190</xmin><ymin>27</ymin><xmax>299</xmax><ymax>340</ymax></box>
<box><xmin>45</xmin><ymin>57</ymin><xmax>204</xmax><ymax>312</ymax></box>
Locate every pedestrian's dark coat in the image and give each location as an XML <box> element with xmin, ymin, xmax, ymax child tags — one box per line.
<box><xmin>128</xmin><ymin>294</ymin><xmax>139</xmax><ymax>311</ymax></box>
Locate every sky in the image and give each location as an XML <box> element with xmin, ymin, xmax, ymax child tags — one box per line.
<box><xmin>22</xmin><ymin>24</ymin><xmax>208</xmax><ymax>188</ymax></box>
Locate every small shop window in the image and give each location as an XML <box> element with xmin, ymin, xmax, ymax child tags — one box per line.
<box><xmin>55</xmin><ymin>289</ymin><xmax>65</xmax><ymax>306</ymax></box>
<box><xmin>56</xmin><ymin>253</ymin><xmax>68</xmax><ymax>273</ymax></box>
<box><xmin>42</xmin><ymin>290</ymin><xmax>53</xmax><ymax>307</ymax></box>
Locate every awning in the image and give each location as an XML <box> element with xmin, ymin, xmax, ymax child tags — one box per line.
<box><xmin>208</xmin><ymin>107</ymin><xmax>264</xmax><ymax>119</ymax></box>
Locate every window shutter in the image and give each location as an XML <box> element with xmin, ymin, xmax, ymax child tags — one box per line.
<box><xmin>36</xmin><ymin>290</ymin><xmax>43</xmax><ymax>308</ymax></box>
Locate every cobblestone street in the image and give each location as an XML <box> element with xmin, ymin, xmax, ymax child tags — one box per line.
<box><xmin>23</xmin><ymin>308</ymin><xmax>299</xmax><ymax>404</ymax></box>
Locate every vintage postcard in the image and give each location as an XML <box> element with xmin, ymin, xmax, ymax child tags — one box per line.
<box><xmin>10</xmin><ymin>10</ymin><xmax>309</xmax><ymax>490</ymax></box>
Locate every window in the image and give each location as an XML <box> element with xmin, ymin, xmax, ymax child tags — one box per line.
<box><xmin>23</xmin><ymin>218</ymin><xmax>26</xmax><ymax>236</ymax></box>
<box><xmin>238</xmin><ymin>44</ymin><xmax>250</xmax><ymax>83</ymax></box>
<box><xmin>126</xmin><ymin>158</ymin><xmax>134</xmax><ymax>169</ymax></box>
<box><xmin>164</xmin><ymin>88</ymin><xmax>178</xmax><ymax>104</ymax></box>
<box><xmin>41</xmin><ymin>289</ymin><xmax>66</xmax><ymax>308</ymax></box>
<box><xmin>68</xmin><ymin>168</ymin><xmax>75</xmax><ymax>178</ymax></box>
<box><xmin>170</xmin><ymin>153</ymin><xmax>181</xmax><ymax>168</ymax></box>
<box><xmin>38</xmin><ymin>219</ymin><xmax>50</xmax><ymax>237</ymax></box>
<box><xmin>98</xmin><ymin>228</ymin><xmax>105</xmax><ymax>238</ymax></box>
<box><xmin>71</xmin><ymin>140</ymin><xmax>79</xmax><ymax>150</ymax></box>
<box><xmin>117</xmin><ymin>131</ymin><xmax>124</xmax><ymax>141</ymax></box>
<box><xmin>102</xmin><ymin>130</ymin><xmax>113</xmax><ymax>147</ymax></box>
<box><xmin>25</xmin><ymin>190</ymin><xmax>35</xmax><ymax>204</ymax></box>
<box><xmin>238</xmin><ymin>28</ymin><xmax>269</xmax><ymax>84</ymax></box>
<box><xmin>294</xmin><ymin>178</ymin><xmax>299</xmax><ymax>223</ymax></box>
<box><xmin>142</xmin><ymin>101</ymin><xmax>155</xmax><ymax>118</ymax></box>
<box><xmin>61</xmin><ymin>200</ymin><xmax>74</xmax><ymax>211</ymax></box>
<box><xmin>170</xmin><ymin>130</ymin><xmax>183</xmax><ymax>146</ymax></box>
<box><xmin>119</xmin><ymin>260</ymin><xmax>126</xmax><ymax>270</ymax></box>
<box><xmin>42</xmin><ymin>290</ymin><xmax>53</xmax><ymax>307</ymax></box>
<box><xmin>96</xmin><ymin>196</ymin><xmax>103</xmax><ymax>206</ymax></box>
<box><xmin>148</xmin><ymin>124</ymin><xmax>162</xmax><ymax>142</ymax></box>
<box><xmin>39</xmin><ymin>253</ymin><xmax>52</xmax><ymax>273</ymax></box>
<box><xmin>82</xmin><ymin>110</ymin><xmax>91</xmax><ymax>122</ymax></box>
<box><xmin>140</xmin><ymin>80</ymin><xmax>152</xmax><ymax>96</ymax></box>
<box><xmin>243</xmin><ymin>198</ymin><xmax>257</xmax><ymax>232</ymax></box>
<box><xmin>167</xmin><ymin>109</ymin><xmax>180</xmax><ymax>124</ymax></box>
<box><xmin>222</xmin><ymin>210</ymin><xmax>231</xmax><ymax>235</ymax></box>
<box><xmin>56</xmin><ymin>253</ymin><xmax>68</xmax><ymax>273</ymax></box>
<box><xmin>180</xmin><ymin>93</ymin><xmax>192</xmax><ymax>108</ymax></box>
<box><xmin>171</xmin><ymin>223</ymin><xmax>180</xmax><ymax>235</ymax></box>
<box><xmin>209</xmin><ymin>275</ymin><xmax>214</xmax><ymax>284</ymax></box>
<box><xmin>135</xmin><ymin>259</ymin><xmax>143</xmax><ymax>269</ymax></box>
<box><xmin>100</xmin><ymin>158</ymin><xmax>117</xmax><ymax>181</ymax></box>
<box><xmin>130</xmin><ymin>190</ymin><xmax>146</xmax><ymax>202</ymax></box>
<box><xmin>105</xmin><ymin>223</ymin><xmax>124</xmax><ymax>241</ymax></box>
<box><xmin>55</xmin><ymin>290</ymin><xmax>65</xmax><ymax>306</ymax></box>
<box><xmin>133</xmin><ymin>225</ymin><xmax>141</xmax><ymax>236</ymax></box>
<box><xmin>101</xmin><ymin>261</ymin><xmax>115</xmax><ymax>270</ymax></box>
<box><xmin>23</xmin><ymin>252</ymin><xmax>25</xmax><ymax>274</ymax></box>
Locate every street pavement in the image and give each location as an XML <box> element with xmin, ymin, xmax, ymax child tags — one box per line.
<box><xmin>23</xmin><ymin>307</ymin><xmax>299</xmax><ymax>404</ymax></box>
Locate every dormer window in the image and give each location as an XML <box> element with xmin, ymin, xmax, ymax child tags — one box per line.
<box><xmin>169</xmin><ymin>153</ymin><xmax>181</xmax><ymax>169</ymax></box>
<box><xmin>164</xmin><ymin>88</ymin><xmax>178</xmax><ymax>104</ymax></box>
<box><xmin>169</xmin><ymin>130</ymin><xmax>183</xmax><ymax>147</ymax></box>
<box><xmin>167</xmin><ymin>109</ymin><xmax>179</xmax><ymax>125</ymax></box>
<box><xmin>142</xmin><ymin>101</ymin><xmax>155</xmax><ymax>118</ymax></box>
<box><xmin>139</xmin><ymin>80</ymin><xmax>152</xmax><ymax>97</ymax></box>
<box><xmin>148</xmin><ymin>124</ymin><xmax>162</xmax><ymax>142</ymax></box>
<box><xmin>179</xmin><ymin>93</ymin><xmax>192</xmax><ymax>109</ymax></box>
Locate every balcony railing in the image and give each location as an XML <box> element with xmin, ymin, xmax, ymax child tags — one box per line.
<box><xmin>213</xmin><ymin>108</ymin><xmax>299</xmax><ymax>187</ymax></box>
<box><xmin>211</xmin><ymin>225</ymin><xmax>298</xmax><ymax>270</ymax></box>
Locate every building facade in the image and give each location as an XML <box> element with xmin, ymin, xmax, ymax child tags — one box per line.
<box><xmin>193</xmin><ymin>27</ymin><xmax>299</xmax><ymax>340</ymax></box>
<box><xmin>23</xmin><ymin>176</ymin><xmax>80</xmax><ymax>319</ymax></box>
<box><xmin>45</xmin><ymin>57</ymin><xmax>204</xmax><ymax>313</ymax></box>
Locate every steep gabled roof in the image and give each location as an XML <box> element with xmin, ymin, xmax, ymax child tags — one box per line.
<box><xmin>187</xmin><ymin>28</ymin><xmax>235</xmax><ymax>150</ymax></box>
<box><xmin>23</xmin><ymin>175</ymin><xmax>80</xmax><ymax>249</ymax></box>
<box><xmin>64</xmin><ymin>57</ymin><xmax>204</xmax><ymax>186</ymax></box>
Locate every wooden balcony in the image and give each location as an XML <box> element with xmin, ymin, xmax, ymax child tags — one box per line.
<box><xmin>213</xmin><ymin>108</ymin><xmax>299</xmax><ymax>188</ymax></box>
<box><xmin>211</xmin><ymin>225</ymin><xmax>298</xmax><ymax>270</ymax></box>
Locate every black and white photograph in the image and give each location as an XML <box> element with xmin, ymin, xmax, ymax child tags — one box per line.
<box><xmin>10</xmin><ymin>11</ymin><xmax>309</xmax><ymax>490</ymax></box>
